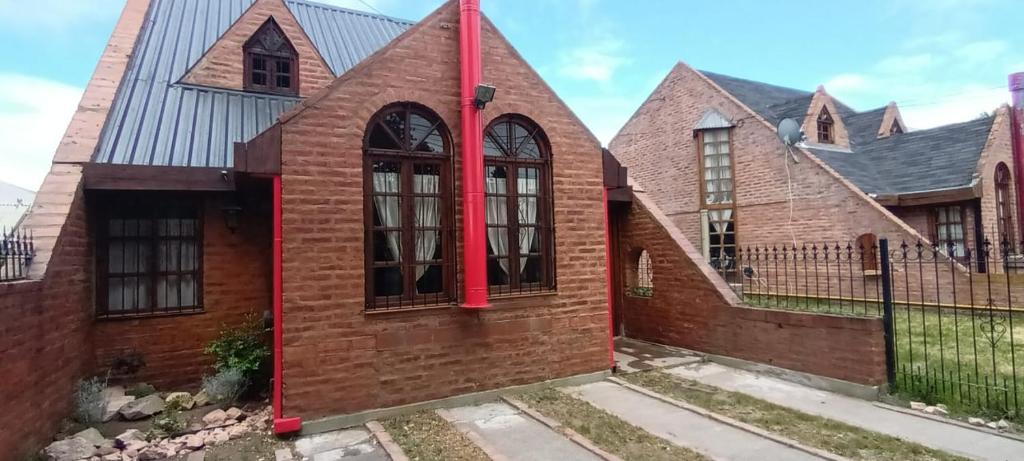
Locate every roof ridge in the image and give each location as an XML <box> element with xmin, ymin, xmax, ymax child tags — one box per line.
<box><xmin>698</xmin><ymin>70</ymin><xmax>812</xmax><ymax>96</ymax></box>
<box><xmin>284</xmin><ymin>0</ymin><xmax>414</xmax><ymax>25</ymax></box>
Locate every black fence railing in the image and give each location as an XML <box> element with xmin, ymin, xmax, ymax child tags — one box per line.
<box><xmin>1</xmin><ymin>228</ymin><xmax>34</xmax><ymax>282</ymax></box>
<box><xmin>720</xmin><ymin>238</ymin><xmax>1024</xmax><ymax>421</ymax></box>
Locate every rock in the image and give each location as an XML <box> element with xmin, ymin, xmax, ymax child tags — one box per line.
<box><xmin>187</xmin><ymin>452</ymin><xmax>206</xmax><ymax>461</ymax></box>
<box><xmin>166</xmin><ymin>392</ymin><xmax>195</xmax><ymax>410</ymax></box>
<box><xmin>275</xmin><ymin>448</ymin><xmax>295</xmax><ymax>461</ymax></box>
<box><xmin>126</xmin><ymin>383</ymin><xmax>157</xmax><ymax>398</ymax></box>
<box><xmin>100</xmin><ymin>454</ymin><xmax>121</xmax><ymax>461</ymax></box>
<box><xmin>936</xmin><ymin>403</ymin><xmax>948</xmax><ymax>411</ymax></box>
<box><xmin>185</xmin><ymin>434</ymin><xmax>205</xmax><ymax>450</ymax></box>
<box><xmin>933</xmin><ymin>406</ymin><xmax>949</xmax><ymax>416</ymax></box>
<box><xmin>910</xmin><ymin>401</ymin><xmax>928</xmax><ymax>410</ymax></box>
<box><xmin>968</xmin><ymin>417</ymin><xmax>986</xmax><ymax>426</ymax></box>
<box><xmin>94</xmin><ymin>446</ymin><xmax>119</xmax><ymax>456</ymax></box>
<box><xmin>101</xmin><ymin>386</ymin><xmax>126</xmax><ymax>400</ymax></box>
<box><xmin>103</xmin><ymin>395</ymin><xmax>136</xmax><ymax>422</ymax></box>
<box><xmin>986</xmin><ymin>421</ymin><xmax>999</xmax><ymax>430</ymax></box>
<box><xmin>223</xmin><ymin>419</ymin><xmax>237</xmax><ymax>426</ymax></box>
<box><xmin>202</xmin><ymin>409</ymin><xmax>227</xmax><ymax>426</ymax></box>
<box><xmin>119</xmin><ymin>394</ymin><xmax>165</xmax><ymax>420</ymax></box>
<box><xmin>73</xmin><ymin>428</ymin><xmax>107</xmax><ymax>447</ymax></box>
<box><xmin>998</xmin><ymin>419</ymin><xmax>1011</xmax><ymax>430</ymax></box>
<box><xmin>224</xmin><ymin>407</ymin><xmax>243</xmax><ymax>420</ymax></box>
<box><xmin>923</xmin><ymin>406</ymin><xmax>937</xmax><ymax>414</ymax></box>
<box><xmin>115</xmin><ymin>429</ymin><xmax>147</xmax><ymax>446</ymax></box>
<box><xmin>227</xmin><ymin>425</ymin><xmax>247</xmax><ymax>439</ymax></box>
<box><xmin>193</xmin><ymin>390</ymin><xmax>211</xmax><ymax>407</ymax></box>
<box><xmin>138</xmin><ymin>448</ymin><xmax>168</xmax><ymax>461</ymax></box>
<box><xmin>212</xmin><ymin>430</ymin><xmax>230</xmax><ymax>445</ymax></box>
<box><xmin>43</xmin><ymin>437</ymin><xmax>95</xmax><ymax>461</ymax></box>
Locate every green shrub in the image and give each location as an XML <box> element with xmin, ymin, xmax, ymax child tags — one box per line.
<box><xmin>148</xmin><ymin>400</ymin><xmax>186</xmax><ymax>439</ymax></box>
<box><xmin>73</xmin><ymin>376</ymin><xmax>107</xmax><ymax>424</ymax></box>
<box><xmin>202</xmin><ymin>368</ymin><xmax>246</xmax><ymax>404</ymax></box>
<box><xmin>205</xmin><ymin>313</ymin><xmax>270</xmax><ymax>378</ymax></box>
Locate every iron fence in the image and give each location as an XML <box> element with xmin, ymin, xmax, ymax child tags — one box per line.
<box><xmin>720</xmin><ymin>238</ymin><xmax>1024</xmax><ymax>421</ymax></box>
<box><xmin>1</xmin><ymin>228</ymin><xmax>34</xmax><ymax>282</ymax></box>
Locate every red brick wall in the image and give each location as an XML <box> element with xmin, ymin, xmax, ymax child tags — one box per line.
<box><xmin>93</xmin><ymin>191</ymin><xmax>272</xmax><ymax>389</ymax></box>
<box><xmin>0</xmin><ymin>188</ymin><xmax>93</xmax><ymax>460</ymax></box>
<box><xmin>617</xmin><ymin>191</ymin><xmax>887</xmax><ymax>386</ymax></box>
<box><xmin>277</xmin><ymin>3</ymin><xmax>610</xmax><ymax>420</ymax></box>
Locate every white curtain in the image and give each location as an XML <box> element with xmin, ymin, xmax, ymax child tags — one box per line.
<box><xmin>373</xmin><ymin>172</ymin><xmax>402</xmax><ymax>264</ymax></box>
<box><xmin>518</xmin><ymin>175</ymin><xmax>538</xmax><ymax>273</ymax></box>
<box><xmin>414</xmin><ymin>173</ymin><xmax>440</xmax><ymax>281</ymax></box>
<box><xmin>709</xmin><ymin>209</ymin><xmax>733</xmax><ymax>234</ymax></box>
<box><xmin>485</xmin><ymin>173</ymin><xmax>509</xmax><ymax>275</ymax></box>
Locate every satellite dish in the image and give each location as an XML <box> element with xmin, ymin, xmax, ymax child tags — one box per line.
<box><xmin>777</xmin><ymin>118</ymin><xmax>804</xmax><ymax>146</ymax></box>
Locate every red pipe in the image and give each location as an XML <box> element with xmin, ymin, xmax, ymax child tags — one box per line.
<box><xmin>603</xmin><ymin>188</ymin><xmax>615</xmax><ymax>369</ymax></box>
<box><xmin>272</xmin><ymin>175</ymin><xmax>301</xmax><ymax>434</ymax></box>
<box><xmin>459</xmin><ymin>0</ymin><xmax>489</xmax><ymax>309</ymax></box>
<box><xmin>1009</xmin><ymin>73</ymin><xmax>1024</xmax><ymax>239</ymax></box>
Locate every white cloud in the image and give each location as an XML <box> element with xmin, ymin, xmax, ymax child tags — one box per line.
<box><xmin>825</xmin><ymin>74</ymin><xmax>868</xmax><ymax>92</ymax></box>
<box><xmin>0</xmin><ymin>74</ymin><xmax>83</xmax><ymax>191</ymax></box>
<box><xmin>558</xmin><ymin>39</ymin><xmax>629</xmax><ymax>83</ymax></box>
<box><xmin>900</xmin><ymin>86</ymin><xmax>1009</xmax><ymax>129</ymax></box>
<box><xmin>953</xmin><ymin>39</ymin><xmax>1008</xmax><ymax>64</ymax></box>
<box><xmin>0</xmin><ymin>0</ymin><xmax>115</xmax><ymax>32</ymax></box>
<box><xmin>874</xmin><ymin>53</ymin><xmax>935</xmax><ymax>74</ymax></box>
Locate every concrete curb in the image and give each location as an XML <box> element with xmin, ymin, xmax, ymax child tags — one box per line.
<box><xmin>435</xmin><ymin>408</ymin><xmax>511</xmax><ymax>461</ymax></box>
<box><xmin>365</xmin><ymin>421</ymin><xmax>409</xmax><ymax>461</ymax></box>
<box><xmin>500</xmin><ymin>396</ymin><xmax>625</xmax><ymax>461</ymax></box>
<box><xmin>606</xmin><ymin>377</ymin><xmax>850</xmax><ymax>461</ymax></box>
<box><xmin>871</xmin><ymin>402</ymin><xmax>1024</xmax><ymax>443</ymax></box>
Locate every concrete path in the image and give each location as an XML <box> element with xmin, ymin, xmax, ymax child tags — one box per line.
<box><xmin>444</xmin><ymin>402</ymin><xmax>602</xmax><ymax>461</ymax></box>
<box><xmin>292</xmin><ymin>427</ymin><xmax>390</xmax><ymax>461</ymax></box>
<box><xmin>614</xmin><ymin>337</ymin><xmax>703</xmax><ymax>372</ymax></box>
<box><xmin>566</xmin><ymin>381</ymin><xmax>824</xmax><ymax>461</ymax></box>
<box><xmin>666</xmin><ymin>362</ymin><xmax>1024</xmax><ymax>461</ymax></box>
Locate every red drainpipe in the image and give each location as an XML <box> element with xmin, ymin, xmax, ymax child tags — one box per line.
<box><xmin>602</xmin><ymin>188</ymin><xmax>616</xmax><ymax>369</ymax></box>
<box><xmin>272</xmin><ymin>175</ymin><xmax>301</xmax><ymax>434</ymax></box>
<box><xmin>1010</xmin><ymin>72</ymin><xmax>1024</xmax><ymax>239</ymax></box>
<box><xmin>460</xmin><ymin>0</ymin><xmax>489</xmax><ymax>309</ymax></box>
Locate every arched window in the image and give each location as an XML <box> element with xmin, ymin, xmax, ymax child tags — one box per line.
<box><xmin>483</xmin><ymin>115</ymin><xmax>554</xmax><ymax>295</ymax></box>
<box><xmin>817</xmin><ymin>107</ymin><xmax>834</xmax><ymax>144</ymax></box>
<box><xmin>996</xmin><ymin>162</ymin><xmax>1016</xmax><ymax>251</ymax></box>
<box><xmin>244</xmin><ymin>18</ymin><xmax>298</xmax><ymax>96</ymax></box>
<box><xmin>364</xmin><ymin>103</ymin><xmax>453</xmax><ymax>310</ymax></box>
<box><xmin>856</xmin><ymin>233</ymin><xmax>878</xmax><ymax>272</ymax></box>
<box><xmin>631</xmin><ymin>250</ymin><xmax>653</xmax><ymax>297</ymax></box>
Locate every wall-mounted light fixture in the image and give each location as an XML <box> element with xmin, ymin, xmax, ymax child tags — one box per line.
<box><xmin>474</xmin><ymin>84</ymin><xmax>496</xmax><ymax>109</ymax></box>
<box><xmin>221</xmin><ymin>200</ymin><xmax>243</xmax><ymax>233</ymax></box>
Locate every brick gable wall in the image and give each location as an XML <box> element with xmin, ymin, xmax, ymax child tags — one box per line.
<box><xmin>976</xmin><ymin>107</ymin><xmax>1017</xmax><ymax>245</ymax></box>
<box><xmin>179</xmin><ymin>0</ymin><xmax>335</xmax><ymax>97</ymax></box>
<box><xmin>276</xmin><ymin>2</ymin><xmax>609</xmax><ymax>420</ymax></box>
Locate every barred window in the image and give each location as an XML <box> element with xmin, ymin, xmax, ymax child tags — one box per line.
<box><xmin>817</xmin><ymin>107</ymin><xmax>834</xmax><ymax>144</ymax></box>
<box><xmin>630</xmin><ymin>249</ymin><xmax>653</xmax><ymax>297</ymax></box>
<box><xmin>96</xmin><ymin>194</ymin><xmax>203</xmax><ymax>318</ymax></box>
<box><xmin>364</xmin><ymin>103</ymin><xmax>453</xmax><ymax>311</ymax></box>
<box><xmin>483</xmin><ymin>115</ymin><xmax>555</xmax><ymax>296</ymax></box>
<box><xmin>932</xmin><ymin>206</ymin><xmax>966</xmax><ymax>257</ymax></box>
<box><xmin>996</xmin><ymin>163</ymin><xmax>1016</xmax><ymax>251</ymax></box>
<box><xmin>700</xmin><ymin>128</ymin><xmax>732</xmax><ymax>205</ymax></box>
<box><xmin>244</xmin><ymin>18</ymin><xmax>297</xmax><ymax>96</ymax></box>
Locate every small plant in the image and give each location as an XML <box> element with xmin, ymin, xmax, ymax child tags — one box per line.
<box><xmin>110</xmin><ymin>351</ymin><xmax>146</xmax><ymax>377</ymax></box>
<box><xmin>148</xmin><ymin>400</ymin><xmax>186</xmax><ymax>440</ymax></box>
<box><xmin>205</xmin><ymin>313</ymin><xmax>270</xmax><ymax>379</ymax></box>
<box><xmin>73</xmin><ymin>376</ymin><xmax>107</xmax><ymax>424</ymax></box>
<box><xmin>202</xmin><ymin>368</ymin><xmax>246</xmax><ymax>404</ymax></box>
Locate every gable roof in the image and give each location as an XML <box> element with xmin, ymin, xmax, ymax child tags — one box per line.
<box><xmin>701</xmin><ymin>70</ymin><xmax>995</xmax><ymax>197</ymax></box>
<box><xmin>0</xmin><ymin>180</ymin><xmax>35</xmax><ymax>230</ymax></box>
<box><xmin>92</xmin><ymin>0</ymin><xmax>411</xmax><ymax>168</ymax></box>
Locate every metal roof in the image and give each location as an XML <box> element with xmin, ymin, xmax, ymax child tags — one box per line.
<box><xmin>693</xmin><ymin>109</ymin><xmax>734</xmax><ymax>131</ymax></box>
<box><xmin>92</xmin><ymin>0</ymin><xmax>411</xmax><ymax>168</ymax></box>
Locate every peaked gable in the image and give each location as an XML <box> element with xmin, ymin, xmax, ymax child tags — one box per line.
<box><xmin>179</xmin><ymin>0</ymin><xmax>334</xmax><ymax>97</ymax></box>
<box><xmin>877</xmin><ymin>102</ymin><xmax>905</xmax><ymax>139</ymax></box>
<box><xmin>802</xmin><ymin>88</ymin><xmax>850</xmax><ymax>149</ymax></box>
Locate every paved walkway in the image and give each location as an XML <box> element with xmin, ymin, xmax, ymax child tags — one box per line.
<box><xmin>666</xmin><ymin>361</ymin><xmax>1024</xmax><ymax>461</ymax></box>
<box><xmin>444</xmin><ymin>402</ymin><xmax>601</xmax><ymax>461</ymax></box>
<box><xmin>566</xmin><ymin>381</ymin><xmax>824</xmax><ymax>460</ymax></box>
<box><xmin>292</xmin><ymin>428</ymin><xmax>389</xmax><ymax>461</ymax></box>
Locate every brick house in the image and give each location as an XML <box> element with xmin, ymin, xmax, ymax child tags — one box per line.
<box><xmin>611</xmin><ymin>62</ymin><xmax>1017</xmax><ymax>272</ymax></box>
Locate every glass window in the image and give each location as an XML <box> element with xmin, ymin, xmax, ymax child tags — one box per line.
<box><xmin>817</xmin><ymin>107</ymin><xmax>834</xmax><ymax>144</ymax></box>
<box><xmin>701</xmin><ymin>129</ymin><xmax>732</xmax><ymax>205</ymax></box>
<box><xmin>996</xmin><ymin>163</ymin><xmax>1016</xmax><ymax>252</ymax></box>
<box><xmin>934</xmin><ymin>206</ymin><xmax>965</xmax><ymax>257</ymax></box>
<box><xmin>244</xmin><ymin>19</ymin><xmax>298</xmax><ymax>96</ymax></box>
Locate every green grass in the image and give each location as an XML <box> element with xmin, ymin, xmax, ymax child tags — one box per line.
<box><xmin>622</xmin><ymin>371</ymin><xmax>967</xmax><ymax>461</ymax></box>
<box><xmin>743</xmin><ymin>293</ymin><xmax>1024</xmax><ymax>421</ymax></box>
<box><xmin>379</xmin><ymin>411</ymin><xmax>489</xmax><ymax>461</ymax></box>
<box><xmin>517</xmin><ymin>388</ymin><xmax>709</xmax><ymax>461</ymax></box>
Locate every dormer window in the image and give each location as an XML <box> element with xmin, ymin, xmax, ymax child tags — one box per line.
<box><xmin>816</xmin><ymin>107</ymin><xmax>834</xmax><ymax>144</ymax></box>
<box><xmin>244</xmin><ymin>18</ymin><xmax>298</xmax><ymax>96</ymax></box>
<box><xmin>889</xmin><ymin>120</ymin><xmax>904</xmax><ymax>135</ymax></box>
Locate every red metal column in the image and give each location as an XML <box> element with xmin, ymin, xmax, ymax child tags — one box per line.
<box><xmin>1009</xmin><ymin>73</ymin><xmax>1024</xmax><ymax>239</ymax></box>
<box><xmin>603</xmin><ymin>188</ymin><xmax>616</xmax><ymax>369</ymax></box>
<box><xmin>460</xmin><ymin>0</ymin><xmax>489</xmax><ymax>309</ymax></box>
<box><xmin>272</xmin><ymin>175</ymin><xmax>301</xmax><ymax>434</ymax></box>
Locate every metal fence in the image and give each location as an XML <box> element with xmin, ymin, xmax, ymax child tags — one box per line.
<box><xmin>1</xmin><ymin>228</ymin><xmax>34</xmax><ymax>282</ymax></box>
<box><xmin>720</xmin><ymin>238</ymin><xmax>1024</xmax><ymax>421</ymax></box>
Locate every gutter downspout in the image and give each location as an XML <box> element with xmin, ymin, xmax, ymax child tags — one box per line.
<box><xmin>603</xmin><ymin>188</ymin><xmax>616</xmax><ymax>369</ymax></box>
<box><xmin>460</xmin><ymin>0</ymin><xmax>489</xmax><ymax>309</ymax></box>
<box><xmin>1010</xmin><ymin>72</ymin><xmax>1024</xmax><ymax>240</ymax></box>
<box><xmin>272</xmin><ymin>175</ymin><xmax>301</xmax><ymax>434</ymax></box>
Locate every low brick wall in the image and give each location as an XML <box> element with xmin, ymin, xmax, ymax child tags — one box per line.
<box><xmin>618</xmin><ymin>191</ymin><xmax>887</xmax><ymax>385</ymax></box>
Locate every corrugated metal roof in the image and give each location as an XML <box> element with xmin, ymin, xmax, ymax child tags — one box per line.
<box><xmin>93</xmin><ymin>0</ymin><xmax>411</xmax><ymax>168</ymax></box>
<box><xmin>693</xmin><ymin>109</ymin><xmax>733</xmax><ymax>131</ymax></box>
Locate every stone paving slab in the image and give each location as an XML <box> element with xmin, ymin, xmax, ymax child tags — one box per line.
<box><xmin>566</xmin><ymin>381</ymin><xmax>824</xmax><ymax>461</ymax></box>
<box><xmin>293</xmin><ymin>428</ymin><xmax>389</xmax><ymax>461</ymax></box>
<box><xmin>666</xmin><ymin>361</ymin><xmax>1024</xmax><ymax>461</ymax></box>
<box><xmin>444</xmin><ymin>402</ymin><xmax>602</xmax><ymax>461</ymax></box>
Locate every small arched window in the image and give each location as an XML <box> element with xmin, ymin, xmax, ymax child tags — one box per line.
<box><xmin>630</xmin><ymin>250</ymin><xmax>653</xmax><ymax>297</ymax></box>
<box><xmin>483</xmin><ymin>115</ymin><xmax>554</xmax><ymax>295</ymax></box>
<box><xmin>817</xmin><ymin>107</ymin><xmax>835</xmax><ymax>144</ymax></box>
<box><xmin>995</xmin><ymin>162</ymin><xmax>1016</xmax><ymax>251</ymax></box>
<box><xmin>856</xmin><ymin>233</ymin><xmax>879</xmax><ymax>272</ymax></box>
<box><xmin>363</xmin><ymin>103</ymin><xmax>453</xmax><ymax>310</ymax></box>
<box><xmin>244</xmin><ymin>18</ymin><xmax>298</xmax><ymax>96</ymax></box>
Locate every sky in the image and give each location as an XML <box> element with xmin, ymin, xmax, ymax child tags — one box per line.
<box><xmin>1</xmin><ymin>0</ymin><xmax>1021</xmax><ymax>191</ymax></box>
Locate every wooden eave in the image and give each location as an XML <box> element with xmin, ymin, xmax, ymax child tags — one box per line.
<box><xmin>603</xmin><ymin>148</ymin><xmax>632</xmax><ymax>203</ymax></box>
<box><xmin>83</xmin><ymin>163</ymin><xmax>236</xmax><ymax>191</ymax></box>
<box><xmin>234</xmin><ymin>123</ymin><xmax>282</xmax><ymax>176</ymax></box>
<box><xmin>872</xmin><ymin>180</ymin><xmax>982</xmax><ymax>207</ymax></box>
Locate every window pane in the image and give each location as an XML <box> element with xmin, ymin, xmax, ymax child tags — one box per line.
<box><xmin>487</xmin><ymin>258</ymin><xmax>510</xmax><ymax>285</ymax></box>
<box><xmin>253</xmin><ymin>72</ymin><xmax>267</xmax><ymax>86</ymax></box>
<box><xmin>374</xmin><ymin>267</ymin><xmax>403</xmax><ymax>297</ymax></box>
<box><xmin>410</xmin><ymin>114</ymin><xmax>444</xmax><ymax>153</ymax></box>
<box><xmin>484</xmin><ymin>133</ymin><xmax>504</xmax><ymax>156</ymax></box>
<box><xmin>276</xmin><ymin>75</ymin><xmax>291</xmax><ymax>88</ymax></box>
<box><xmin>368</xmin><ymin>124</ymin><xmax>401</xmax><ymax>150</ymax></box>
<box><xmin>157</xmin><ymin>275</ymin><xmax>180</xmax><ymax>308</ymax></box>
<box><xmin>486</xmin><ymin>227</ymin><xmax>508</xmax><ymax>256</ymax></box>
<box><xmin>521</xmin><ymin>256</ymin><xmax>542</xmax><ymax>283</ymax></box>
<box><xmin>252</xmin><ymin>56</ymin><xmax>266</xmax><ymax>71</ymax></box>
<box><xmin>373</xmin><ymin>231</ymin><xmax>401</xmax><ymax>263</ymax></box>
<box><xmin>415</xmin><ymin>264</ymin><xmax>443</xmax><ymax>295</ymax></box>
<box><xmin>487</xmin><ymin>123</ymin><xmax>511</xmax><ymax>155</ymax></box>
<box><xmin>276</xmin><ymin>60</ymin><xmax>290</xmax><ymax>74</ymax></box>
<box><xmin>512</xmin><ymin>124</ymin><xmax>540</xmax><ymax>158</ymax></box>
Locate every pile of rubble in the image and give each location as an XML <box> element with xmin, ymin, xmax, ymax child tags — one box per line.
<box><xmin>909</xmin><ymin>401</ymin><xmax>1013</xmax><ymax>431</ymax></box>
<box><xmin>43</xmin><ymin>388</ymin><xmax>271</xmax><ymax>461</ymax></box>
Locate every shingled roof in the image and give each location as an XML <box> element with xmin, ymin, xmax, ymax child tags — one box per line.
<box><xmin>92</xmin><ymin>0</ymin><xmax>411</xmax><ymax>168</ymax></box>
<box><xmin>701</xmin><ymin>70</ymin><xmax>994</xmax><ymax>197</ymax></box>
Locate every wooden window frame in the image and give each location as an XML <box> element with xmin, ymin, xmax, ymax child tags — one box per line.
<box><xmin>929</xmin><ymin>205</ymin><xmax>967</xmax><ymax>257</ymax></box>
<box><xmin>856</xmin><ymin>233</ymin><xmax>879</xmax><ymax>272</ymax></box>
<box><xmin>94</xmin><ymin>192</ymin><xmax>204</xmax><ymax>319</ymax></box>
<box><xmin>995</xmin><ymin>162</ymin><xmax>1016</xmax><ymax>251</ymax></box>
<box><xmin>363</xmin><ymin>103</ymin><xmax>455</xmax><ymax>311</ymax></box>
<box><xmin>243</xmin><ymin>18</ymin><xmax>299</xmax><ymax>96</ymax></box>
<box><xmin>483</xmin><ymin>115</ymin><xmax>556</xmax><ymax>296</ymax></box>
<box><xmin>696</xmin><ymin>128</ymin><xmax>735</xmax><ymax>209</ymax></box>
<box><xmin>817</xmin><ymin>107</ymin><xmax>835</xmax><ymax>144</ymax></box>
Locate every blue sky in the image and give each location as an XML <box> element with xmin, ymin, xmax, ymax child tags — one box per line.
<box><xmin>1</xmin><ymin>0</ymin><xmax>1021</xmax><ymax>191</ymax></box>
